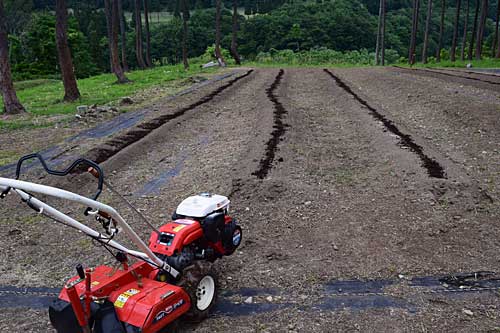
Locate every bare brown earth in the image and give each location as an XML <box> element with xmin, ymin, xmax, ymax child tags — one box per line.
<box><xmin>0</xmin><ymin>67</ymin><xmax>499</xmax><ymax>332</ymax></box>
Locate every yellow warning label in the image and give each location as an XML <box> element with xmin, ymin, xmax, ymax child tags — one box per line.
<box><xmin>173</xmin><ymin>225</ymin><xmax>186</xmax><ymax>232</ymax></box>
<box><xmin>91</xmin><ymin>281</ymin><xmax>100</xmax><ymax>286</ymax></box>
<box><xmin>114</xmin><ymin>289</ymin><xmax>140</xmax><ymax>308</ymax></box>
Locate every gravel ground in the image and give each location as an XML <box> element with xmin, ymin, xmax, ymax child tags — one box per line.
<box><xmin>0</xmin><ymin>67</ymin><xmax>499</xmax><ymax>332</ymax></box>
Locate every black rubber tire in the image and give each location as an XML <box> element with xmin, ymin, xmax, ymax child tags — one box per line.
<box><xmin>177</xmin><ymin>261</ymin><xmax>218</xmax><ymax>323</ymax></box>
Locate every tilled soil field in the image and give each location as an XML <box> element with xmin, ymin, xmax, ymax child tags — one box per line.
<box><xmin>0</xmin><ymin>67</ymin><xmax>499</xmax><ymax>332</ymax></box>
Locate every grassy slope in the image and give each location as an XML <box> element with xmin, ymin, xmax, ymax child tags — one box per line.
<box><xmin>0</xmin><ymin>64</ymin><xmax>216</xmax><ymax>129</ymax></box>
<box><xmin>400</xmin><ymin>58</ymin><xmax>500</xmax><ymax>69</ymax></box>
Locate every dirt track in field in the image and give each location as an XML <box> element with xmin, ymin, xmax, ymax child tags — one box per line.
<box><xmin>0</xmin><ymin>67</ymin><xmax>499</xmax><ymax>332</ymax></box>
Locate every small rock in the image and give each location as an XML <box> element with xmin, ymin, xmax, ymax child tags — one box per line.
<box><xmin>75</xmin><ymin>114</ymin><xmax>82</xmax><ymax>119</ymax></box>
<box><xmin>76</xmin><ymin>105</ymin><xmax>88</xmax><ymax>113</ymax></box>
<box><xmin>226</xmin><ymin>276</ymin><xmax>233</xmax><ymax>280</ymax></box>
<box><xmin>453</xmin><ymin>215</ymin><xmax>462</xmax><ymax>220</ymax></box>
<box><xmin>266</xmin><ymin>296</ymin><xmax>273</xmax><ymax>302</ymax></box>
<box><xmin>245</xmin><ymin>207</ymin><xmax>250</xmax><ymax>211</ymax></box>
<box><xmin>466</xmin><ymin>63</ymin><xmax>473</xmax><ymax>68</ymax></box>
<box><xmin>244</xmin><ymin>296</ymin><xmax>253</xmax><ymax>304</ymax></box>
<box><xmin>288</xmin><ymin>323</ymin><xmax>296</xmax><ymax>330</ymax></box>
<box><xmin>333</xmin><ymin>245</ymin><xmax>339</xmax><ymax>251</ymax></box>
<box><xmin>398</xmin><ymin>274</ymin><xmax>405</xmax><ymax>279</ymax></box>
<box><xmin>304</xmin><ymin>201</ymin><xmax>312</xmax><ymax>206</ymax></box>
<box><xmin>462</xmin><ymin>309</ymin><xmax>474</xmax><ymax>316</ymax></box>
<box><xmin>120</xmin><ymin>97</ymin><xmax>134</xmax><ymax>105</ymax></box>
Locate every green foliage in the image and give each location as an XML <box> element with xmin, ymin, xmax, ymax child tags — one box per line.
<box><xmin>239</xmin><ymin>0</ymin><xmax>377</xmax><ymax>59</ymax></box>
<box><xmin>10</xmin><ymin>13</ymin><xmax>98</xmax><ymax>81</ymax></box>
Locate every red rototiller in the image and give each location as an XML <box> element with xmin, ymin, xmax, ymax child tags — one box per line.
<box><xmin>0</xmin><ymin>154</ymin><xmax>242</xmax><ymax>332</ymax></box>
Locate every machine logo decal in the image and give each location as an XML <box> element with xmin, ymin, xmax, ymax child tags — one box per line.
<box><xmin>114</xmin><ymin>288</ymin><xmax>140</xmax><ymax>308</ymax></box>
<box><xmin>153</xmin><ymin>299</ymin><xmax>185</xmax><ymax>323</ymax></box>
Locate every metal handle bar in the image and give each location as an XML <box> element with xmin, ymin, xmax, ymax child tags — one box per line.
<box><xmin>14</xmin><ymin>153</ymin><xmax>104</xmax><ymax>200</ymax></box>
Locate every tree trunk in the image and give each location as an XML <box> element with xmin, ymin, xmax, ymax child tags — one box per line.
<box><xmin>475</xmin><ymin>0</ymin><xmax>488</xmax><ymax>59</ymax></box>
<box><xmin>461</xmin><ymin>0</ymin><xmax>470</xmax><ymax>60</ymax></box>
<box><xmin>118</xmin><ymin>0</ymin><xmax>129</xmax><ymax>71</ymax></box>
<box><xmin>381</xmin><ymin>0</ymin><xmax>386</xmax><ymax>65</ymax></box>
<box><xmin>181</xmin><ymin>0</ymin><xmax>189</xmax><ymax>70</ymax></box>
<box><xmin>134</xmin><ymin>0</ymin><xmax>146</xmax><ymax>69</ymax></box>
<box><xmin>55</xmin><ymin>0</ymin><xmax>80</xmax><ymax>102</ymax></box>
<box><xmin>492</xmin><ymin>0</ymin><xmax>500</xmax><ymax>57</ymax></box>
<box><xmin>0</xmin><ymin>0</ymin><xmax>25</xmax><ymax>114</ymax></box>
<box><xmin>450</xmin><ymin>0</ymin><xmax>462</xmax><ymax>62</ymax></box>
<box><xmin>230</xmin><ymin>0</ymin><xmax>241</xmax><ymax>65</ymax></box>
<box><xmin>107</xmin><ymin>0</ymin><xmax>129</xmax><ymax>83</ymax></box>
<box><xmin>437</xmin><ymin>0</ymin><xmax>445</xmax><ymax>61</ymax></box>
<box><xmin>104</xmin><ymin>0</ymin><xmax>114</xmax><ymax>72</ymax></box>
<box><xmin>422</xmin><ymin>0</ymin><xmax>433</xmax><ymax>63</ymax></box>
<box><xmin>409</xmin><ymin>0</ymin><xmax>420</xmax><ymax>64</ymax></box>
<box><xmin>215</xmin><ymin>0</ymin><xmax>226</xmax><ymax>66</ymax></box>
<box><xmin>375</xmin><ymin>0</ymin><xmax>383</xmax><ymax>65</ymax></box>
<box><xmin>468</xmin><ymin>0</ymin><xmax>480</xmax><ymax>59</ymax></box>
<box><xmin>143</xmin><ymin>0</ymin><xmax>152</xmax><ymax>67</ymax></box>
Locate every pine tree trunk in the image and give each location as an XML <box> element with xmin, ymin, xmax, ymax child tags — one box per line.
<box><xmin>108</xmin><ymin>0</ymin><xmax>129</xmax><ymax>83</ymax></box>
<box><xmin>134</xmin><ymin>0</ymin><xmax>146</xmax><ymax>69</ymax></box>
<box><xmin>0</xmin><ymin>0</ymin><xmax>25</xmax><ymax>114</ymax></box>
<box><xmin>468</xmin><ymin>0</ymin><xmax>480</xmax><ymax>59</ymax></box>
<box><xmin>55</xmin><ymin>0</ymin><xmax>80</xmax><ymax>102</ymax></box>
<box><xmin>409</xmin><ymin>0</ymin><xmax>420</xmax><ymax>64</ymax></box>
<box><xmin>104</xmin><ymin>0</ymin><xmax>114</xmax><ymax>72</ymax></box>
<box><xmin>230</xmin><ymin>0</ymin><xmax>241</xmax><ymax>65</ymax></box>
<box><xmin>215</xmin><ymin>0</ymin><xmax>226</xmax><ymax>66</ymax></box>
<box><xmin>492</xmin><ymin>0</ymin><xmax>500</xmax><ymax>57</ymax></box>
<box><xmin>475</xmin><ymin>0</ymin><xmax>488</xmax><ymax>59</ymax></box>
<box><xmin>181</xmin><ymin>0</ymin><xmax>189</xmax><ymax>70</ymax></box>
<box><xmin>450</xmin><ymin>0</ymin><xmax>462</xmax><ymax>62</ymax></box>
<box><xmin>375</xmin><ymin>0</ymin><xmax>383</xmax><ymax>65</ymax></box>
<box><xmin>381</xmin><ymin>0</ymin><xmax>386</xmax><ymax>65</ymax></box>
<box><xmin>422</xmin><ymin>0</ymin><xmax>433</xmax><ymax>63</ymax></box>
<box><xmin>118</xmin><ymin>0</ymin><xmax>129</xmax><ymax>72</ymax></box>
<box><xmin>461</xmin><ymin>0</ymin><xmax>470</xmax><ymax>60</ymax></box>
<box><xmin>437</xmin><ymin>0</ymin><xmax>445</xmax><ymax>61</ymax></box>
<box><xmin>143</xmin><ymin>0</ymin><xmax>152</xmax><ymax>67</ymax></box>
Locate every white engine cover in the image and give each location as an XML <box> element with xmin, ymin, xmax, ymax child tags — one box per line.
<box><xmin>176</xmin><ymin>193</ymin><xmax>230</xmax><ymax>218</ymax></box>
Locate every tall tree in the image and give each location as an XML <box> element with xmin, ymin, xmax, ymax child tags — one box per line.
<box><xmin>475</xmin><ymin>0</ymin><xmax>488</xmax><ymax>59</ymax></box>
<box><xmin>437</xmin><ymin>0</ymin><xmax>446</xmax><ymax>61</ymax></box>
<box><xmin>492</xmin><ymin>0</ymin><xmax>500</xmax><ymax>57</ymax></box>
<box><xmin>375</xmin><ymin>0</ymin><xmax>383</xmax><ymax>65</ymax></box>
<box><xmin>215</xmin><ymin>0</ymin><xmax>226</xmax><ymax>66</ymax></box>
<box><xmin>450</xmin><ymin>0</ymin><xmax>462</xmax><ymax>62</ymax></box>
<box><xmin>230</xmin><ymin>0</ymin><xmax>241</xmax><ymax>65</ymax></box>
<box><xmin>181</xmin><ymin>0</ymin><xmax>189</xmax><ymax>70</ymax></box>
<box><xmin>409</xmin><ymin>0</ymin><xmax>420</xmax><ymax>64</ymax></box>
<box><xmin>55</xmin><ymin>0</ymin><xmax>80</xmax><ymax>101</ymax></box>
<box><xmin>461</xmin><ymin>0</ymin><xmax>470</xmax><ymax>60</ymax></box>
<box><xmin>380</xmin><ymin>0</ymin><xmax>386</xmax><ymax>65</ymax></box>
<box><xmin>422</xmin><ymin>0</ymin><xmax>433</xmax><ymax>63</ymax></box>
<box><xmin>118</xmin><ymin>0</ymin><xmax>129</xmax><ymax>71</ymax></box>
<box><xmin>0</xmin><ymin>0</ymin><xmax>25</xmax><ymax>114</ymax></box>
<box><xmin>106</xmin><ymin>0</ymin><xmax>129</xmax><ymax>83</ymax></box>
<box><xmin>134</xmin><ymin>0</ymin><xmax>146</xmax><ymax>69</ymax></box>
<box><xmin>104</xmin><ymin>0</ymin><xmax>114</xmax><ymax>71</ymax></box>
<box><xmin>143</xmin><ymin>0</ymin><xmax>152</xmax><ymax>67</ymax></box>
<box><xmin>468</xmin><ymin>0</ymin><xmax>480</xmax><ymax>59</ymax></box>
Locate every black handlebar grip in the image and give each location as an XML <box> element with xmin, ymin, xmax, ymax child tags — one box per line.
<box><xmin>76</xmin><ymin>264</ymin><xmax>85</xmax><ymax>280</ymax></box>
<box><xmin>14</xmin><ymin>153</ymin><xmax>104</xmax><ymax>201</ymax></box>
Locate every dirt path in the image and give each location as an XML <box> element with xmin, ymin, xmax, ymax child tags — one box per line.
<box><xmin>0</xmin><ymin>67</ymin><xmax>499</xmax><ymax>332</ymax></box>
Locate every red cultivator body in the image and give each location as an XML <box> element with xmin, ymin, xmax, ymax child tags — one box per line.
<box><xmin>0</xmin><ymin>154</ymin><xmax>242</xmax><ymax>333</ymax></box>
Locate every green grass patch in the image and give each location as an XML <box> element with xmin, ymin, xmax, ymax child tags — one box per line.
<box><xmin>399</xmin><ymin>58</ymin><xmax>500</xmax><ymax>69</ymax></box>
<box><xmin>0</xmin><ymin>64</ymin><xmax>218</xmax><ymax>128</ymax></box>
